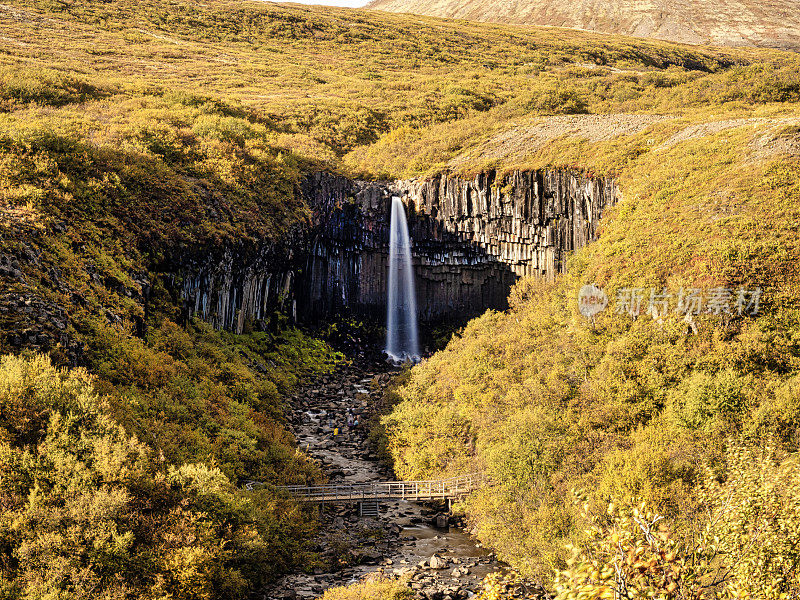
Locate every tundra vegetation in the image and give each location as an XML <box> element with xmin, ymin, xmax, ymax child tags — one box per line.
<box><xmin>1</xmin><ymin>0</ymin><xmax>800</xmax><ymax>598</ymax></box>
<box><xmin>382</xmin><ymin>118</ymin><xmax>800</xmax><ymax>595</ymax></box>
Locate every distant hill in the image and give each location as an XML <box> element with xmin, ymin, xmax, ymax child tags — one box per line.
<box><xmin>364</xmin><ymin>0</ymin><xmax>800</xmax><ymax>51</ymax></box>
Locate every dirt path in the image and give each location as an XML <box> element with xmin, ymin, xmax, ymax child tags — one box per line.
<box><xmin>263</xmin><ymin>356</ymin><xmax>503</xmax><ymax>600</ymax></box>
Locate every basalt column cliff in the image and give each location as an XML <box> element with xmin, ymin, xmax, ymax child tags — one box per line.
<box><xmin>178</xmin><ymin>169</ymin><xmax>619</xmax><ymax>331</ymax></box>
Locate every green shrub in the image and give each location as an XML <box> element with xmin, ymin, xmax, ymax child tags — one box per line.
<box><xmin>320</xmin><ymin>576</ymin><xmax>413</xmax><ymax>600</ymax></box>
<box><xmin>524</xmin><ymin>82</ymin><xmax>589</xmax><ymax>115</ymax></box>
<box><xmin>0</xmin><ymin>67</ymin><xmax>110</xmax><ymax>110</ymax></box>
<box><xmin>669</xmin><ymin>369</ymin><xmax>752</xmax><ymax>432</ymax></box>
<box><xmin>0</xmin><ymin>353</ymin><xmax>309</xmax><ymax>600</ymax></box>
<box><xmin>84</xmin><ymin>318</ymin><xmax>339</xmax><ymax>484</ymax></box>
<box><xmin>554</xmin><ymin>444</ymin><xmax>800</xmax><ymax>600</ymax></box>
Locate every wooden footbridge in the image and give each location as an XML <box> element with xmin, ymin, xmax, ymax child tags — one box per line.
<box><xmin>266</xmin><ymin>473</ymin><xmax>483</xmax><ymax>504</ymax></box>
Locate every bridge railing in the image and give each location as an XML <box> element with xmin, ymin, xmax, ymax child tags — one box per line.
<box><xmin>271</xmin><ymin>472</ymin><xmax>483</xmax><ymax>502</ymax></box>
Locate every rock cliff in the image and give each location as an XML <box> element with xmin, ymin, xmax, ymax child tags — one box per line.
<box><xmin>176</xmin><ymin>169</ymin><xmax>619</xmax><ymax>331</ymax></box>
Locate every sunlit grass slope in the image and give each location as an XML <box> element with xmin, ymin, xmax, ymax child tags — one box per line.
<box><xmin>383</xmin><ymin>99</ymin><xmax>800</xmax><ymax>587</ymax></box>
<box><xmin>3</xmin><ymin>0</ymin><xmax>799</xmax><ymax>177</ymax></box>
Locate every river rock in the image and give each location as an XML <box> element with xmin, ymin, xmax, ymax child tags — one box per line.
<box><xmin>265</xmin><ymin>357</ymin><xmax>505</xmax><ymax>599</ymax></box>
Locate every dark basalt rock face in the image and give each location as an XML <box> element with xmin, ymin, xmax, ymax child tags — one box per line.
<box><xmin>175</xmin><ymin>242</ymin><xmax>299</xmax><ymax>333</ymax></box>
<box><xmin>399</xmin><ymin>169</ymin><xmax>617</xmax><ymax>320</ymax></box>
<box><xmin>175</xmin><ymin>169</ymin><xmax>619</xmax><ymax>332</ymax></box>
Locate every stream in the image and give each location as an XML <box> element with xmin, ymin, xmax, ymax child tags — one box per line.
<box><xmin>263</xmin><ymin>355</ymin><xmax>503</xmax><ymax>600</ymax></box>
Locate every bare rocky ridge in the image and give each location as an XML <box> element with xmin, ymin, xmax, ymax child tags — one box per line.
<box><xmin>364</xmin><ymin>0</ymin><xmax>800</xmax><ymax>51</ymax></box>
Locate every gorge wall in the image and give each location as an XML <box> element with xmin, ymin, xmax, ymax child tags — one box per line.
<box><xmin>176</xmin><ymin>169</ymin><xmax>620</xmax><ymax>331</ymax></box>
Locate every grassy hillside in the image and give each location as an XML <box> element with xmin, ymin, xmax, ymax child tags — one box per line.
<box><xmin>3</xmin><ymin>0</ymin><xmax>799</xmax><ymax>182</ymax></box>
<box><xmin>1</xmin><ymin>0</ymin><xmax>787</xmax><ymax>175</ymax></box>
<box><xmin>2</xmin><ymin>0</ymin><xmax>800</xmax><ymax>597</ymax></box>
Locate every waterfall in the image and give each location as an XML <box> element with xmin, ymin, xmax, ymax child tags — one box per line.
<box><xmin>385</xmin><ymin>196</ymin><xmax>420</xmax><ymax>363</ymax></box>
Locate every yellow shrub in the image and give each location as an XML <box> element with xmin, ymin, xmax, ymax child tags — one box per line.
<box><xmin>320</xmin><ymin>576</ymin><xmax>413</xmax><ymax>600</ymax></box>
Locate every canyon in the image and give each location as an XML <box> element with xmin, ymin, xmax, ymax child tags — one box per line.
<box><xmin>263</xmin><ymin>355</ymin><xmax>507</xmax><ymax>600</ymax></box>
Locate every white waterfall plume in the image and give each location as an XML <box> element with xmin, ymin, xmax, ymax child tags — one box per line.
<box><xmin>385</xmin><ymin>196</ymin><xmax>420</xmax><ymax>363</ymax></box>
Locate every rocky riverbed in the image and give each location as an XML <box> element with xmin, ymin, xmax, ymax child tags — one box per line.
<box><xmin>263</xmin><ymin>355</ymin><xmax>504</xmax><ymax>600</ymax></box>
